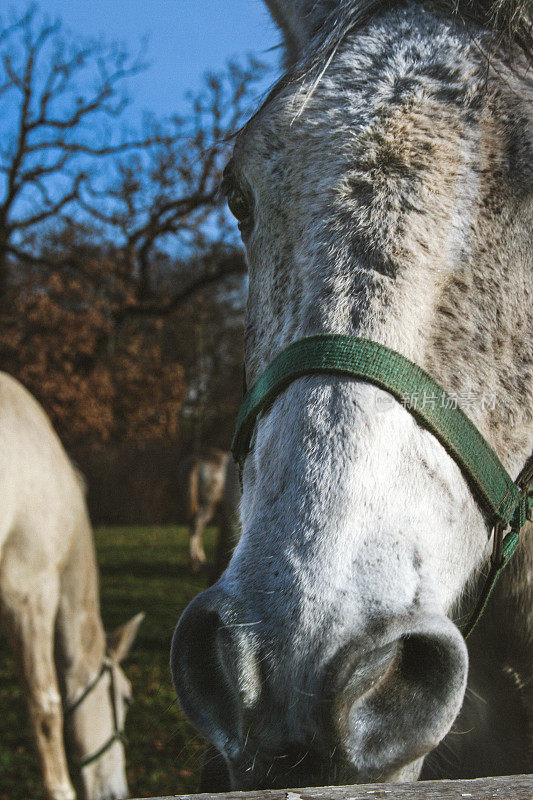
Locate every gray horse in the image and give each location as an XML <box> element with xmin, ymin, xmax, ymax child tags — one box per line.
<box><xmin>0</xmin><ymin>373</ymin><xmax>143</xmax><ymax>800</ymax></box>
<box><xmin>172</xmin><ymin>0</ymin><xmax>532</xmax><ymax>791</ymax></box>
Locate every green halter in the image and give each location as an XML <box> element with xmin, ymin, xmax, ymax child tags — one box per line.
<box><xmin>231</xmin><ymin>335</ymin><xmax>532</xmax><ymax>638</ymax></box>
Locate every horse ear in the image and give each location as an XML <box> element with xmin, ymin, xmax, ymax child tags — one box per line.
<box><xmin>264</xmin><ymin>0</ymin><xmax>334</xmax><ymax>64</ymax></box>
<box><xmin>107</xmin><ymin>612</ymin><xmax>145</xmax><ymax>663</ymax></box>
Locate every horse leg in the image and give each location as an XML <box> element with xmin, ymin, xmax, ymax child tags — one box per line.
<box><xmin>0</xmin><ymin>574</ymin><xmax>75</xmax><ymax>800</ymax></box>
<box><xmin>189</xmin><ymin>510</ymin><xmax>211</xmax><ymax>573</ymax></box>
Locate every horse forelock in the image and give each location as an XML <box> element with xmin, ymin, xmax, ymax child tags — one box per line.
<box><xmin>240</xmin><ymin>0</ymin><xmax>531</xmax><ymax>139</ymax></box>
<box><xmin>303</xmin><ymin>1</ymin><xmax>532</xmax><ymax>64</ymax></box>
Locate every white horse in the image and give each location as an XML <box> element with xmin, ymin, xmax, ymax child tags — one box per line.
<box><xmin>180</xmin><ymin>450</ymin><xmax>241</xmax><ymax>579</ymax></box>
<box><xmin>0</xmin><ymin>372</ymin><xmax>143</xmax><ymax>800</ymax></box>
<box><xmin>180</xmin><ymin>448</ymin><xmax>230</xmax><ymax>573</ymax></box>
<box><xmin>172</xmin><ymin>0</ymin><xmax>532</xmax><ymax>790</ymax></box>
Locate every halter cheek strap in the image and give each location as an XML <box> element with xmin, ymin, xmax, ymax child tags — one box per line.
<box><xmin>231</xmin><ymin>335</ymin><xmax>532</xmax><ymax>639</ymax></box>
<box><xmin>65</xmin><ymin>657</ymin><xmax>127</xmax><ymax>768</ymax></box>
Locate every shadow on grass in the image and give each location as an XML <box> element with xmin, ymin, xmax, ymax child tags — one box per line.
<box><xmin>100</xmin><ymin>561</ymin><xmax>193</xmax><ymax>579</ymax></box>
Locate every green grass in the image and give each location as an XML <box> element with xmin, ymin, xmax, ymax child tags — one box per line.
<box><xmin>0</xmin><ymin>525</ymin><xmax>216</xmax><ymax>800</ymax></box>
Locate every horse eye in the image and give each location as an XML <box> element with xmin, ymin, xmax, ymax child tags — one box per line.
<box><xmin>227</xmin><ymin>187</ymin><xmax>251</xmax><ymax>222</ymax></box>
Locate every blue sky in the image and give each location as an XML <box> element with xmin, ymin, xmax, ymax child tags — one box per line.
<box><xmin>1</xmin><ymin>2</ymin><xmax>283</xmax><ymax>250</ymax></box>
<box><xmin>17</xmin><ymin>0</ymin><xmax>282</xmax><ymax>122</ymax></box>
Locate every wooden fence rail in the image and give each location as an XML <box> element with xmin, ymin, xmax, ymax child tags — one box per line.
<box><xmin>134</xmin><ymin>774</ymin><xmax>532</xmax><ymax>800</ymax></box>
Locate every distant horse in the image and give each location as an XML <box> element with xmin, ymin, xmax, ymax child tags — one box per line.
<box><xmin>172</xmin><ymin>0</ymin><xmax>532</xmax><ymax>791</ymax></box>
<box><xmin>0</xmin><ymin>373</ymin><xmax>143</xmax><ymax>800</ymax></box>
<box><xmin>181</xmin><ymin>449</ymin><xmax>240</xmax><ymax>575</ymax></box>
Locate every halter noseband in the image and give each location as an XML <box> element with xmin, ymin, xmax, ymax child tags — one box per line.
<box><xmin>65</xmin><ymin>656</ymin><xmax>126</xmax><ymax>768</ymax></box>
<box><xmin>231</xmin><ymin>335</ymin><xmax>533</xmax><ymax>639</ymax></box>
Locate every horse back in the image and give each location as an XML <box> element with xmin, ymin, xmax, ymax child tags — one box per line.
<box><xmin>0</xmin><ymin>372</ymin><xmax>85</xmax><ymax>572</ymax></box>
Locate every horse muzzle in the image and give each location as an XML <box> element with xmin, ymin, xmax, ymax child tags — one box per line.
<box><xmin>171</xmin><ymin>585</ymin><xmax>468</xmax><ymax>788</ymax></box>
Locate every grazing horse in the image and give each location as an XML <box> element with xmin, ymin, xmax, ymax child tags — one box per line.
<box><xmin>181</xmin><ymin>449</ymin><xmax>240</xmax><ymax>574</ymax></box>
<box><xmin>0</xmin><ymin>373</ymin><xmax>143</xmax><ymax>800</ymax></box>
<box><xmin>172</xmin><ymin>0</ymin><xmax>532</xmax><ymax>791</ymax></box>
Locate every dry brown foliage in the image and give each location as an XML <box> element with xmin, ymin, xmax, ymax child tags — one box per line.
<box><xmin>0</xmin><ymin>258</ymin><xmax>186</xmax><ymax>445</ymax></box>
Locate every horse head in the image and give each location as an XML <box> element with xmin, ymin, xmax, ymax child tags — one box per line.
<box><xmin>172</xmin><ymin>0</ymin><xmax>532</xmax><ymax>787</ymax></box>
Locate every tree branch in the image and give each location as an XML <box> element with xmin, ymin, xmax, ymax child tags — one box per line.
<box><xmin>113</xmin><ymin>250</ymin><xmax>246</xmax><ymax>321</ymax></box>
<box><xmin>9</xmin><ymin>174</ymin><xmax>83</xmax><ymax>231</ymax></box>
<box><xmin>4</xmin><ymin>241</ymin><xmax>76</xmax><ymax>270</ymax></box>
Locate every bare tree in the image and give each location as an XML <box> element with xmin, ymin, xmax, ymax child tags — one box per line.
<box><xmin>0</xmin><ymin>5</ymin><xmax>162</xmax><ymax>293</ymax></box>
<box><xmin>1</xmin><ymin>4</ymin><xmax>266</xmax><ymax>308</ymax></box>
<box><xmin>78</xmin><ymin>57</ymin><xmax>265</xmax><ymax>312</ymax></box>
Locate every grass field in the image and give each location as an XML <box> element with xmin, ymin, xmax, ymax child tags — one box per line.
<box><xmin>0</xmin><ymin>525</ymin><xmax>216</xmax><ymax>800</ymax></box>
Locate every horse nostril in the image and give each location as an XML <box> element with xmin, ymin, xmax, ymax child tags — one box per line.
<box><xmin>331</xmin><ymin>617</ymin><xmax>468</xmax><ymax>778</ymax></box>
<box><xmin>399</xmin><ymin>633</ymin><xmax>452</xmax><ymax>697</ymax></box>
<box><xmin>171</xmin><ymin>587</ymin><xmax>260</xmax><ymax>758</ymax></box>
